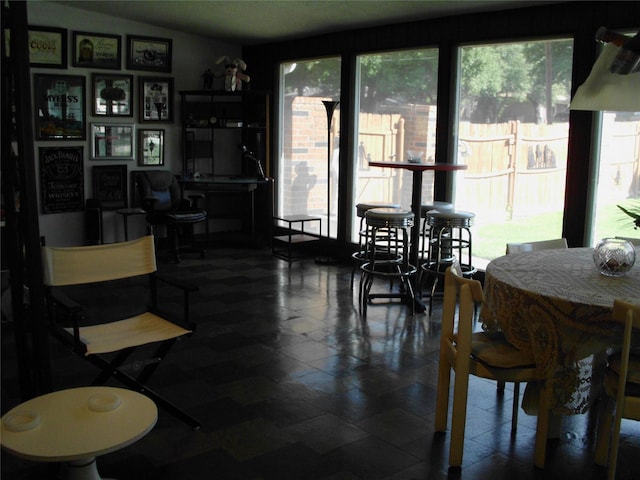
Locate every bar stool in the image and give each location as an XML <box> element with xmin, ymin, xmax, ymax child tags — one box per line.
<box><xmin>420</xmin><ymin>209</ymin><xmax>476</xmax><ymax>315</ymax></box>
<box><xmin>420</xmin><ymin>201</ymin><xmax>454</xmax><ymax>261</ymax></box>
<box><xmin>360</xmin><ymin>208</ymin><xmax>416</xmax><ymax>317</ymax></box>
<box><xmin>350</xmin><ymin>202</ymin><xmax>401</xmax><ymax>289</ymax></box>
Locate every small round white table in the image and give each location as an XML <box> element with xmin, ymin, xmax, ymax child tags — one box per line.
<box><xmin>1</xmin><ymin>386</ymin><xmax>157</xmax><ymax>480</ymax></box>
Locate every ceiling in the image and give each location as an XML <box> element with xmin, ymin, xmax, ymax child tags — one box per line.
<box><xmin>53</xmin><ymin>0</ymin><xmax>555</xmax><ymax>45</ymax></box>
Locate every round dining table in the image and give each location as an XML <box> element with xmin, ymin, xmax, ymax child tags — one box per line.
<box><xmin>480</xmin><ymin>246</ymin><xmax>639</xmax><ymax>414</ymax></box>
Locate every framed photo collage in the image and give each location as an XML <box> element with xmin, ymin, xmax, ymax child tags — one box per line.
<box><xmin>29</xmin><ymin>27</ymin><xmax>173</xmax><ymax>212</ymax></box>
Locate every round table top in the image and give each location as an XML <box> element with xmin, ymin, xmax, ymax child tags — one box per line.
<box><xmin>486</xmin><ymin>246</ymin><xmax>640</xmax><ymax>307</ymax></box>
<box><xmin>1</xmin><ymin>386</ymin><xmax>157</xmax><ymax>462</ymax></box>
<box><xmin>368</xmin><ymin>161</ymin><xmax>468</xmax><ymax>172</ymax></box>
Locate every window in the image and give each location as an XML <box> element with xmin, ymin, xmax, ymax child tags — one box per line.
<box><xmin>352</xmin><ymin>48</ymin><xmax>439</xmax><ymax>242</ymax></box>
<box><xmin>590</xmin><ymin>111</ymin><xmax>640</xmax><ymax>244</ymax></box>
<box><xmin>278</xmin><ymin>57</ymin><xmax>341</xmax><ymax>238</ymax></box>
<box><xmin>453</xmin><ymin>39</ymin><xmax>574</xmax><ymax>267</ymax></box>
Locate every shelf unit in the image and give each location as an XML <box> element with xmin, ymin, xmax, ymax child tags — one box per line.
<box><xmin>179</xmin><ymin>90</ymin><xmax>270</xmax><ymax>178</ymax></box>
<box><xmin>272</xmin><ymin>215</ymin><xmax>322</xmax><ymax>262</ymax></box>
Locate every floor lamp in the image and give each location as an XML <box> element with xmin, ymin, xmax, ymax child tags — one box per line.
<box><xmin>315</xmin><ymin>100</ymin><xmax>340</xmax><ymax>265</ymax></box>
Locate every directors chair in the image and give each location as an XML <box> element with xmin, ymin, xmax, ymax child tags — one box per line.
<box><xmin>42</xmin><ymin>235</ymin><xmax>201</xmax><ymax>429</ymax></box>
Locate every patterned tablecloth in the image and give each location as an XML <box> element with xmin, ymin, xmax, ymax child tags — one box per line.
<box><xmin>481</xmin><ymin>247</ymin><xmax>640</xmax><ymax>414</ymax></box>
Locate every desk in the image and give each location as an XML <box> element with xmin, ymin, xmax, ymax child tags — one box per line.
<box><xmin>179</xmin><ymin>176</ymin><xmax>271</xmax><ymax>240</ymax></box>
<box><xmin>481</xmin><ymin>247</ymin><xmax>640</xmax><ymax>414</ymax></box>
<box><xmin>1</xmin><ymin>386</ymin><xmax>157</xmax><ymax>480</ymax></box>
<box><xmin>368</xmin><ymin>161</ymin><xmax>468</xmax><ymax>310</ymax></box>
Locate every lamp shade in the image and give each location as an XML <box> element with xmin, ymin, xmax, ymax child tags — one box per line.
<box><xmin>570</xmin><ymin>42</ymin><xmax>640</xmax><ymax>112</ymax></box>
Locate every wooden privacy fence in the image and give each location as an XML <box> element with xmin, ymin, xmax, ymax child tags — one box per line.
<box><xmin>357</xmin><ymin>118</ymin><xmax>640</xmax><ymax>220</ymax></box>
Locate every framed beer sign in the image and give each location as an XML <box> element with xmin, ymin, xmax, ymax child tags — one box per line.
<box><xmin>72</xmin><ymin>31</ymin><xmax>121</xmax><ymax>69</ymax></box>
<box><xmin>33</xmin><ymin>74</ymin><xmax>86</xmax><ymax>140</ymax></box>
<box><xmin>28</xmin><ymin>26</ymin><xmax>67</xmax><ymax>68</ymax></box>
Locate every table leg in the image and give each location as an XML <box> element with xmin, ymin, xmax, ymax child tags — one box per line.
<box><xmin>64</xmin><ymin>457</ymin><xmax>103</xmax><ymax>480</ymax></box>
<box><xmin>410</xmin><ymin>170</ymin><xmax>426</xmax><ymax>312</ymax></box>
<box><xmin>122</xmin><ymin>216</ymin><xmax>129</xmax><ymax>241</ymax></box>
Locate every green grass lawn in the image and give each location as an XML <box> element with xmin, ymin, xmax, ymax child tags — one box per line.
<box><xmin>473</xmin><ymin>203</ymin><xmax>639</xmax><ymax>263</ymax></box>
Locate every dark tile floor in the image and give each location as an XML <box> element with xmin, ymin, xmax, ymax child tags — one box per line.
<box><xmin>2</xmin><ymin>245</ymin><xmax>639</xmax><ymax>479</ymax></box>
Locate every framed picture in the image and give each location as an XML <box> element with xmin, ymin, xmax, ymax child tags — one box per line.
<box><xmin>72</xmin><ymin>31</ymin><xmax>121</xmax><ymax>69</ymax></box>
<box><xmin>92</xmin><ymin>73</ymin><xmax>133</xmax><ymax>116</ymax></box>
<box><xmin>39</xmin><ymin>147</ymin><xmax>84</xmax><ymax>214</ymax></box>
<box><xmin>138</xmin><ymin>129</ymin><xmax>164</xmax><ymax>166</ymax></box>
<box><xmin>34</xmin><ymin>74</ymin><xmax>85</xmax><ymax>140</ymax></box>
<box><xmin>92</xmin><ymin>165</ymin><xmax>128</xmax><ymax>210</ymax></box>
<box><xmin>91</xmin><ymin>123</ymin><xmax>134</xmax><ymax>160</ymax></box>
<box><xmin>126</xmin><ymin>35</ymin><xmax>172</xmax><ymax>73</ymax></box>
<box><xmin>139</xmin><ymin>77</ymin><xmax>173</xmax><ymax>122</ymax></box>
<box><xmin>28</xmin><ymin>26</ymin><xmax>67</xmax><ymax>68</ymax></box>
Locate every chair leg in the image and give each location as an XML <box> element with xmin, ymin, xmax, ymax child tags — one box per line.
<box><xmin>449</xmin><ymin>362</ymin><xmax>470</xmax><ymax>467</ymax></box>
<box><xmin>595</xmin><ymin>396</ymin><xmax>613</xmax><ymax>467</ymax></box>
<box><xmin>434</xmin><ymin>358</ymin><xmax>451</xmax><ymax>432</ymax></box>
<box><xmin>87</xmin><ymin>351</ymin><xmax>200</xmax><ymax>429</ymax></box>
<box><xmin>511</xmin><ymin>381</ymin><xmax>520</xmax><ymax>433</ymax></box>
<box><xmin>607</xmin><ymin>401</ymin><xmax>623</xmax><ymax>480</ymax></box>
<box><xmin>534</xmin><ymin>384</ymin><xmax>550</xmax><ymax>469</ymax></box>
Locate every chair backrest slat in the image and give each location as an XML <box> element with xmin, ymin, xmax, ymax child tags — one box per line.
<box><xmin>42</xmin><ymin>236</ymin><xmax>157</xmax><ymax>286</ymax></box>
<box><xmin>506</xmin><ymin>238</ymin><xmax>568</xmax><ymax>255</ymax></box>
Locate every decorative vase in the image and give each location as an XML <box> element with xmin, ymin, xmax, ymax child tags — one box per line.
<box><xmin>592</xmin><ymin>237</ymin><xmax>636</xmax><ymax>277</ymax></box>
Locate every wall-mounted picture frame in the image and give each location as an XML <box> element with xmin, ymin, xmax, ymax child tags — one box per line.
<box><xmin>138</xmin><ymin>129</ymin><xmax>164</xmax><ymax>166</ymax></box>
<box><xmin>39</xmin><ymin>146</ymin><xmax>84</xmax><ymax>214</ymax></box>
<box><xmin>139</xmin><ymin>77</ymin><xmax>173</xmax><ymax>122</ymax></box>
<box><xmin>92</xmin><ymin>73</ymin><xmax>133</xmax><ymax>116</ymax></box>
<box><xmin>91</xmin><ymin>123</ymin><xmax>134</xmax><ymax>160</ymax></box>
<box><xmin>126</xmin><ymin>35</ymin><xmax>172</xmax><ymax>73</ymax></box>
<box><xmin>34</xmin><ymin>74</ymin><xmax>85</xmax><ymax>140</ymax></box>
<box><xmin>72</xmin><ymin>31</ymin><xmax>121</xmax><ymax>69</ymax></box>
<box><xmin>28</xmin><ymin>25</ymin><xmax>67</xmax><ymax>68</ymax></box>
<box><xmin>92</xmin><ymin>164</ymin><xmax>128</xmax><ymax>210</ymax></box>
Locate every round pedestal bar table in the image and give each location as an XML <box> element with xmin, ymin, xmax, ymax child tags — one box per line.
<box><xmin>368</xmin><ymin>161</ymin><xmax>468</xmax><ymax>311</ymax></box>
<box><xmin>1</xmin><ymin>386</ymin><xmax>157</xmax><ymax>480</ymax></box>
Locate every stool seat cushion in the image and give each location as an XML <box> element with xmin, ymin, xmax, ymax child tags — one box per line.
<box><xmin>356</xmin><ymin>202</ymin><xmax>401</xmax><ymax>217</ymax></box>
<box><xmin>426</xmin><ymin>210</ymin><xmax>475</xmax><ymax>220</ymax></box>
<box><xmin>421</xmin><ymin>202</ymin><xmax>454</xmax><ymax>215</ymax></box>
<box><xmin>365</xmin><ymin>207</ymin><xmax>413</xmax><ymax>219</ymax></box>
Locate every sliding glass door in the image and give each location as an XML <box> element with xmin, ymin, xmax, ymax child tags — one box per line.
<box><xmin>453</xmin><ymin>39</ymin><xmax>574</xmax><ymax>267</ymax></box>
<box><xmin>352</xmin><ymin>48</ymin><xmax>439</xmax><ymax>242</ymax></box>
<box><xmin>277</xmin><ymin>57</ymin><xmax>341</xmax><ymax>238</ymax></box>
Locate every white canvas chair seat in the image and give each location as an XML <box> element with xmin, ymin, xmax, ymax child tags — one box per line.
<box><xmin>595</xmin><ymin>300</ymin><xmax>640</xmax><ymax>480</ymax></box>
<box><xmin>67</xmin><ymin>312</ymin><xmax>191</xmax><ymax>356</ymax></box>
<box><xmin>43</xmin><ymin>235</ymin><xmax>200</xmax><ymax>429</ymax></box>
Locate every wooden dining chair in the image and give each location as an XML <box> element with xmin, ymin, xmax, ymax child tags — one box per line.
<box><xmin>505</xmin><ymin>237</ymin><xmax>568</xmax><ymax>254</ymax></box>
<box><xmin>435</xmin><ymin>264</ymin><xmax>551</xmax><ymax>468</ymax></box>
<box><xmin>594</xmin><ymin>299</ymin><xmax>640</xmax><ymax>480</ymax></box>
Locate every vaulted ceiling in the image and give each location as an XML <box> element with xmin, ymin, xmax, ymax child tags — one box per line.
<box><xmin>53</xmin><ymin>0</ymin><xmax>559</xmax><ymax>45</ymax></box>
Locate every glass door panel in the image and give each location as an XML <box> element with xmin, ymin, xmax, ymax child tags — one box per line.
<box><xmin>454</xmin><ymin>39</ymin><xmax>574</xmax><ymax>267</ymax></box>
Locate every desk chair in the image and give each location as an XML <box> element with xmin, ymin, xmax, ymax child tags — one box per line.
<box><xmin>133</xmin><ymin>170</ymin><xmax>207</xmax><ymax>263</ymax></box>
<box><xmin>595</xmin><ymin>299</ymin><xmax>640</xmax><ymax>480</ymax></box>
<box><xmin>42</xmin><ymin>235</ymin><xmax>201</xmax><ymax>429</ymax></box>
<box><xmin>435</xmin><ymin>264</ymin><xmax>550</xmax><ymax>468</ymax></box>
